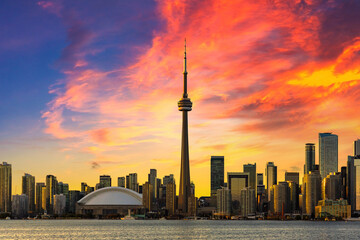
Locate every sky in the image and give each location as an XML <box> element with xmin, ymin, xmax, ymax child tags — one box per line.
<box><xmin>1</xmin><ymin>0</ymin><xmax>360</xmax><ymax>197</ymax></box>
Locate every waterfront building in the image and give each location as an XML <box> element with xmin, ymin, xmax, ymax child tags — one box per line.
<box><xmin>68</xmin><ymin>190</ymin><xmax>81</xmax><ymax>214</ymax></box>
<box><xmin>216</xmin><ymin>187</ymin><xmax>231</xmax><ymax>217</ymax></box>
<box><xmin>0</xmin><ymin>162</ymin><xmax>12</xmax><ymax>213</ymax></box>
<box><xmin>322</xmin><ymin>172</ymin><xmax>341</xmax><ymax>201</ymax></box>
<box><xmin>288</xmin><ymin>181</ymin><xmax>299</xmax><ymax>212</ymax></box>
<box><xmin>266</xmin><ymin>162</ymin><xmax>277</xmax><ymax>201</ymax></box>
<box><xmin>285</xmin><ymin>172</ymin><xmax>299</xmax><ymax>185</ymax></box>
<box><xmin>22</xmin><ymin>173</ymin><xmax>35</xmax><ymax>213</ymax></box>
<box><xmin>319</xmin><ymin>133</ymin><xmax>338</xmax><ymax>179</ymax></box>
<box><xmin>178</xmin><ymin>41</ymin><xmax>193</xmax><ymax>215</ymax></box>
<box><xmin>76</xmin><ymin>187</ymin><xmax>143</xmax><ymax>217</ymax></box>
<box><xmin>273</xmin><ymin>182</ymin><xmax>290</xmax><ymax>214</ymax></box>
<box><xmin>304</xmin><ymin>170</ymin><xmax>322</xmax><ymax>216</ymax></box>
<box><xmin>211</xmin><ymin>156</ymin><xmax>224</xmax><ymax>198</ymax></box>
<box><xmin>315</xmin><ymin>199</ymin><xmax>351</xmax><ymax>219</ymax></box>
<box><xmin>99</xmin><ymin>175</ymin><xmax>111</xmax><ymax>189</ymax></box>
<box><xmin>35</xmin><ymin>182</ymin><xmax>45</xmax><ymax>213</ymax></box>
<box><xmin>355</xmin><ymin>139</ymin><xmax>360</xmax><ymax>157</ymax></box>
<box><xmin>257</xmin><ymin>184</ymin><xmax>266</xmax><ymax>212</ymax></box>
<box><xmin>166</xmin><ymin>179</ymin><xmax>176</xmax><ymax>216</ymax></box>
<box><xmin>126</xmin><ymin>173</ymin><xmax>139</xmax><ymax>192</ymax></box>
<box><xmin>228</xmin><ymin>172</ymin><xmax>249</xmax><ymax>213</ymax></box>
<box><xmin>53</xmin><ymin>194</ymin><xmax>66</xmax><ymax>215</ymax></box>
<box><xmin>46</xmin><ymin>175</ymin><xmax>58</xmax><ymax>214</ymax></box>
<box><xmin>305</xmin><ymin>143</ymin><xmax>315</xmax><ymax>174</ymax></box>
<box><xmin>347</xmin><ymin>156</ymin><xmax>360</xmax><ymax>211</ymax></box>
<box><xmin>12</xmin><ymin>194</ymin><xmax>28</xmax><ymax>218</ymax></box>
<box><xmin>240</xmin><ymin>187</ymin><xmax>256</xmax><ymax>217</ymax></box>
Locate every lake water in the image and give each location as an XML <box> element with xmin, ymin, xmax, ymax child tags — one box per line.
<box><xmin>0</xmin><ymin>220</ymin><xmax>359</xmax><ymax>239</ymax></box>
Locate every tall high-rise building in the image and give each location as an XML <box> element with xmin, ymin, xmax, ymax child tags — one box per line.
<box><xmin>53</xmin><ymin>194</ymin><xmax>66</xmax><ymax>216</ymax></box>
<box><xmin>142</xmin><ymin>182</ymin><xmax>154</xmax><ymax>211</ymax></box>
<box><xmin>99</xmin><ymin>175</ymin><xmax>111</xmax><ymax>188</ymax></box>
<box><xmin>216</xmin><ymin>187</ymin><xmax>231</xmax><ymax>217</ymax></box>
<box><xmin>45</xmin><ymin>175</ymin><xmax>58</xmax><ymax>214</ymax></box>
<box><xmin>273</xmin><ymin>182</ymin><xmax>290</xmax><ymax>214</ymax></box>
<box><xmin>126</xmin><ymin>173</ymin><xmax>138</xmax><ymax>192</ymax></box>
<box><xmin>68</xmin><ymin>190</ymin><xmax>81</xmax><ymax>214</ymax></box>
<box><xmin>243</xmin><ymin>163</ymin><xmax>256</xmax><ymax>190</ymax></box>
<box><xmin>22</xmin><ymin>173</ymin><xmax>35</xmax><ymax>213</ymax></box>
<box><xmin>257</xmin><ymin>173</ymin><xmax>263</xmax><ymax>186</ymax></box>
<box><xmin>322</xmin><ymin>172</ymin><xmax>341</xmax><ymax>201</ymax></box>
<box><xmin>0</xmin><ymin>162</ymin><xmax>12</xmax><ymax>213</ymax></box>
<box><xmin>305</xmin><ymin>143</ymin><xmax>315</xmax><ymax>174</ymax></box>
<box><xmin>166</xmin><ymin>179</ymin><xmax>176</xmax><ymax>216</ymax></box>
<box><xmin>319</xmin><ymin>133</ymin><xmax>338</xmax><ymax>179</ymax></box>
<box><xmin>266</xmin><ymin>162</ymin><xmax>277</xmax><ymax>200</ymax></box>
<box><xmin>240</xmin><ymin>187</ymin><xmax>256</xmax><ymax>217</ymax></box>
<box><xmin>228</xmin><ymin>172</ymin><xmax>249</xmax><ymax>213</ymax></box>
<box><xmin>12</xmin><ymin>194</ymin><xmax>28</xmax><ymax>218</ymax></box>
<box><xmin>347</xmin><ymin>156</ymin><xmax>360</xmax><ymax>211</ymax></box>
<box><xmin>117</xmin><ymin>177</ymin><xmax>125</xmax><ymax>188</ymax></box>
<box><xmin>304</xmin><ymin>170</ymin><xmax>321</xmax><ymax>215</ymax></box>
<box><xmin>35</xmin><ymin>182</ymin><xmax>45</xmax><ymax>213</ymax></box>
<box><xmin>355</xmin><ymin>139</ymin><xmax>360</xmax><ymax>157</ymax></box>
<box><xmin>178</xmin><ymin>41</ymin><xmax>193</xmax><ymax>214</ymax></box>
<box><xmin>41</xmin><ymin>186</ymin><xmax>46</xmax><ymax>212</ymax></box>
<box><xmin>148</xmin><ymin>169</ymin><xmax>157</xmax><ymax>199</ymax></box>
<box><xmin>81</xmin><ymin>182</ymin><xmax>88</xmax><ymax>193</ymax></box>
<box><xmin>288</xmin><ymin>181</ymin><xmax>299</xmax><ymax>213</ymax></box>
<box><xmin>211</xmin><ymin>156</ymin><xmax>224</xmax><ymax>198</ymax></box>
<box><xmin>163</xmin><ymin>174</ymin><xmax>174</xmax><ymax>186</ymax></box>
<box><xmin>285</xmin><ymin>172</ymin><xmax>299</xmax><ymax>185</ymax></box>
<box><xmin>340</xmin><ymin>166</ymin><xmax>347</xmax><ymax>199</ymax></box>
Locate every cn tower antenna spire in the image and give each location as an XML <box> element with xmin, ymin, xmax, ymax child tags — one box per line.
<box><xmin>183</xmin><ymin>38</ymin><xmax>188</xmax><ymax>98</ymax></box>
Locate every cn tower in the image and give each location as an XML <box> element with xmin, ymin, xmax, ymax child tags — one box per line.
<box><xmin>177</xmin><ymin>40</ymin><xmax>192</xmax><ymax>214</ymax></box>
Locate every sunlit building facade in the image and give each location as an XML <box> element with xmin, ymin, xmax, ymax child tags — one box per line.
<box><xmin>266</xmin><ymin>162</ymin><xmax>277</xmax><ymax>201</ymax></box>
<box><xmin>305</xmin><ymin>143</ymin><xmax>315</xmax><ymax>174</ymax></box>
<box><xmin>211</xmin><ymin>156</ymin><xmax>224</xmax><ymax>198</ymax></box>
<box><xmin>319</xmin><ymin>133</ymin><xmax>338</xmax><ymax>179</ymax></box>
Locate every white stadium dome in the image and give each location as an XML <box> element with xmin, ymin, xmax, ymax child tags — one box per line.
<box><xmin>78</xmin><ymin>187</ymin><xmax>142</xmax><ymax>206</ymax></box>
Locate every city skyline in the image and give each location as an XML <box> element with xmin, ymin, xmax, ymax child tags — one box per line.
<box><xmin>2</xmin><ymin>1</ymin><xmax>360</xmax><ymax>198</ymax></box>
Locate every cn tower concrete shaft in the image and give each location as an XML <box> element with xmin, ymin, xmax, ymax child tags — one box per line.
<box><xmin>177</xmin><ymin>40</ymin><xmax>192</xmax><ymax>214</ymax></box>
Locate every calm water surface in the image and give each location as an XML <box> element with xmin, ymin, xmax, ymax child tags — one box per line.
<box><xmin>0</xmin><ymin>220</ymin><xmax>359</xmax><ymax>239</ymax></box>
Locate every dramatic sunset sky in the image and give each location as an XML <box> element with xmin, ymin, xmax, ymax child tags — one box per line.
<box><xmin>1</xmin><ymin>0</ymin><xmax>360</xmax><ymax>197</ymax></box>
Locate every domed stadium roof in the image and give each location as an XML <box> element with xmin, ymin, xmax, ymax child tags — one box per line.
<box><xmin>77</xmin><ymin>187</ymin><xmax>142</xmax><ymax>206</ymax></box>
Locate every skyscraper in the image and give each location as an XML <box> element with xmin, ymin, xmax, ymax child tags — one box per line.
<box><xmin>285</xmin><ymin>172</ymin><xmax>299</xmax><ymax>185</ymax></box>
<box><xmin>45</xmin><ymin>175</ymin><xmax>58</xmax><ymax>214</ymax></box>
<box><xmin>347</xmin><ymin>156</ymin><xmax>360</xmax><ymax>211</ymax></box>
<box><xmin>35</xmin><ymin>182</ymin><xmax>45</xmax><ymax>213</ymax></box>
<box><xmin>126</xmin><ymin>173</ymin><xmax>138</xmax><ymax>192</ymax></box>
<box><xmin>322</xmin><ymin>172</ymin><xmax>341</xmax><ymax>201</ymax></box>
<box><xmin>355</xmin><ymin>139</ymin><xmax>360</xmax><ymax>157</ymax></box>
<box><xmin>148</xmin><ymin>169</ymin><xmax>157</xmax><ymax>199</ymax></box>
<box><xmin>142</xmin><ymin>182</ymin><xmax>154</xmax><ymax>211</ymax></box>
<box><xmin>166</xmin><ymin>179</ymin><xmax>176</xmax><ymax>216</ymax></box>
<box><xmin>211</xmin><ymin>156</ymin><xmax>224</xmax><ymax>198</ymax></box>
<box><xmin>305</xmin><ymin>143</ymin><xmax>315</xmax><ymax>174</ymax></box>
<box><xmin>319</xmin><ymin>133</ymin><xmax>338</xmax><ymax>179</ymax></box>
<box><xmin>304</xmin><ymin>170</ymin><xmax>321</xmax><ymax>216</ymax></box>
<box><xmin>22</xmin><ymin>173</ymin><xmax>35</xmax><ymax>213</ymax></box>
<box><xmin>273</xmin><ymin>182</ymin><xmax>290</xmax><ymax>214</ymax></box>
<box><xmin>228</xmin><ymin>172</ymin><xmax>249</xmax><ymax>213</ymax></box>
<box><xmin>117</xmin><ymin>177</ymin><xmax>125</xmax><ymax>188</ymax></box>
<box><xmin>257</xmin><ymin>173</ymin><xmax>263</xmax><ymax>186</ymax></box>
<box><xmin>178</xmin><ymin>41</ymin><xmax>193</xmax><ymax>214</ymax></box>
<box><xmin>99</xmin><ymin>175</ymin><xmax>111</xmax><ymax>188</ymax></box>
<box><xmin>0</xmin><ymin>162</ymin><xmax>12</xmax><ymax>213</ymax></box>
<box><xmin>243</xmin><ymin>163</ymin><xmax>256</xmax><ymax>190</ymax></box>
<box><xmin>266</xmin><ymin>162</ymin><xmax>277</xmax><ymax>200</ymax></box>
